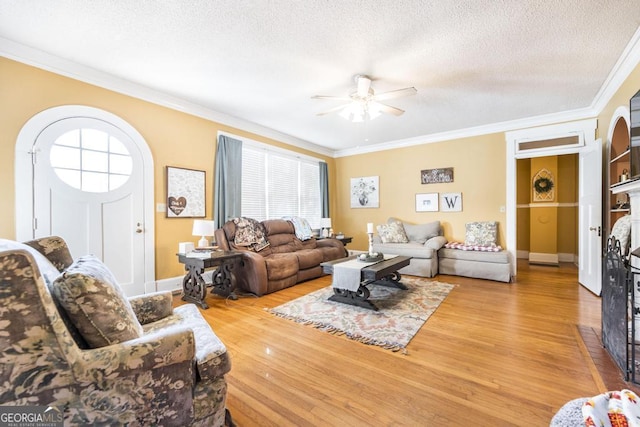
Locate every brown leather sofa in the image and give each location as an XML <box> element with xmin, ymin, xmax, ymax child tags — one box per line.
<box><xmin>215</xmin><ymin>218</ymin><xmax>346</xmax><ymax>296</ymax></box>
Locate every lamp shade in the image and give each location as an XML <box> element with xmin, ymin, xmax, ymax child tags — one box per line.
<box><xmin>192</xmin><ymin>220</ymin><xmax>216</xmax><ymax>237</ymax></box>
<box><xmin>320</xmin><ymin>218</ymin><xmax>332</xmax><ymax>228</ymax></box>
<box><xmin>192</xmin><ymin>220</ymin><xmax>216</xmax><ymax>248</ymax></box>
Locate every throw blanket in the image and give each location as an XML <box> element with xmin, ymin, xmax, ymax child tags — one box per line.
<box><xmin>445</xmin><ymin>242</ymin><xmax>502</xmax><ymax>252</ymax></box>
<box><xmin>332</xmin><ymin>254</ymin><xmax>397</xmax><ymax>292</ymax></box>
<box><xmin>232</xmin><ymin>217</ymin><xmax>270</xmax><ymax>252</ymax></box>
<box><xmin>282</xmin><ymin>216</ymin><xmax>313</xmax><ymax>241</ymax></box>
<box><xmin>582</xmin><ymin>389</ymin><xmax>640</xmax><ymax>426</ymax></box>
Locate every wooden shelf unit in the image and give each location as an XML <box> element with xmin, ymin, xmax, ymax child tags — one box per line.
<box><xmin>608</xmin><ymin>120</ymin><xmax>631</xmax><ymax>233</ymax></box>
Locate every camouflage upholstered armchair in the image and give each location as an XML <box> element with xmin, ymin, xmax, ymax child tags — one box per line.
<box><xmin>0</xmin><ymin>236</ymin><xmax>232</xmax><ymax>426</ymax></box>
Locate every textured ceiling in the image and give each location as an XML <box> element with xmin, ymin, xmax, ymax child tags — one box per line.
<box><xmin>1</xmin><ymin>1</ymin><xmax>639</xmax><ymax>154</ymax></box>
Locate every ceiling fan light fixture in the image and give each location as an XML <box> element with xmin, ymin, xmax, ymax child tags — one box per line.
<box><xmin>339</xmin><ymin>101</ymin><xmax>368</xmax><ymax>122</ymax></box>
<box><xmin>338</xmin><ymin>103</ymin><xmax>356</xmax><ymax>120</ymax></box>
<box><xmin>314</xmin><ymin>74</ymin><xmax>415</xmax><ymax>122</ymax></box>
<box><xmin>356</xmin><ymin>75</ymin><xmax>372</xmax><ymax>98</ymax></box>
<box><xmin>367</xmin><ymin>102</ymin><xmax>382</xmax><ymax>120</ymax></box>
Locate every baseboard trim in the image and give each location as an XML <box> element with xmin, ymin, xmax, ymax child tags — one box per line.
<box><xmin>518</xmin><ymin>251</ymin><xmax>576</xmax><ymax>264</ymax></box>
<box><xmin>153</xmin><ymin>276</ymin><xmax>182</xmax><ymax>293</ymax></box>
<box><xmin>558</xmin><ymin>253</ymin><xmax>578</xmax><ymax>263</ymax></box>
<box><xmin>529</xmin><ymin>252</ymin><xmax>559</xmax><ymax>265</ymax></box>
<box><xmin>150</xmin><ymin>270</ymin><xmax>215</xmax><ymax>294</ymax></box>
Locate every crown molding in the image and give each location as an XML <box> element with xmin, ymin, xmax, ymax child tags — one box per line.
<box><xmin>3</xmin><ymin>25</ymin><xmax>640</xmax><ymax>160</ymax></box>
<box><xmin>0</xmin><ymin>37</ymin><xmax>334</xmax><ymax>158</ymax></box>
<box><xmin>335</xmin><ymin>26</ymin><xmax>640</xmax><ymax>158</ymax></box>
<box><xmin>591</xmin><ymin>25</ymin><xmax>640</xmax><ymax>113</ymax></box>
<box><xmin>333</xmin><ymin>107</ymin><xmax>596</xmax><ymax>157</ymax></box>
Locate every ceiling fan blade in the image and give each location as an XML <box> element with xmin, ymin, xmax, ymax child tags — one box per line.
<box><xmin>372</xmin><ymin>87</ymin><xmax>417</xmax><ymax>101</ymax></box>
<box><xmin>356</xmin><ymin>75</ymin><xmax>372</xmax><ymax>98</ymax></box>
<box><xmin>316</xmin><ymin>103</ymin><xmax>351</xmax><ymax>116</ymax></box>
<box><xmin>311</xmin><ymin>95</ymin><xmax>352</xmax><ymax>101</ymax></box>
<box><xmin>374</xmin><ymin>102</ymin><xmax>405</xmax><ymax>116</ymax></box>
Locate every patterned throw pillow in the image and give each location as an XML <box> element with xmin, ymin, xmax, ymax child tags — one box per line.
<box><xmin>445</xmin><ymin>242</ymin><xmax>502</xmax><ymax>252</ymax></box>
<box><xmin>52</xmin><ymin>255</ymin><xmax>143</xmax><ymax>348</ymax></box>
<box><xmin>377</xmin><ymin>221</ymin><xmax>409</xmax><ymax>243</ymax></box>
<box><xmin>465</xmin><ymin>221</ymin><xmax>498</xmax><ymax>247</ymax></box>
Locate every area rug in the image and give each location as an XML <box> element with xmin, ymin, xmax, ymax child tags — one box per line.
<box><xmin>267</xmin><ymin>277</ymin><xmax>454</xmax><ymax>352</ymax></box>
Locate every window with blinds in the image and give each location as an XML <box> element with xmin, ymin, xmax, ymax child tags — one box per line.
<box><xmin>241</xmin><ymin>144</ymin><xmax>321</xmax><ymax>228</ymax></box>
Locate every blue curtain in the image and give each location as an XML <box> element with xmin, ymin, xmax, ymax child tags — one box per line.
<box><xmin>320</xmin><ymin>161</ymin><xmax>329</xmax><ymax>217</ymax></box>
<box><xmin>214</xmin><ymin>135</ymin><xmax>242</xmax><ymax>227</ymax></box>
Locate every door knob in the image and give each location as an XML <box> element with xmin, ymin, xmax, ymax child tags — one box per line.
<box><xmin>589</xmin><ymin>226</ymin><xmax>601</xmax><ymax>236</ymax></box>
<box><xmin>136</xmin><ymin>222</ymin><xmax>143</xmax><ymax>234</ymax></box>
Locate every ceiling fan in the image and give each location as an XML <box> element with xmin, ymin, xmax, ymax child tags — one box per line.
<box><xmin>312</xmin><ymin>75</ymin><xmax>417</xmax><ymax>122</ymax></box>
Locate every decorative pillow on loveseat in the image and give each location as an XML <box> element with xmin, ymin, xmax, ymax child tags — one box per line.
<box><xmin>377</xmin><ymin>221</ymin><xmax>409</xmax><ymax>243</ymax></box>
<box><xmin>52</xmin><ymin>255</ymin><xmax>143</xmax><ymax>348</ymax></box>
<box><xmin>465</xmin><ymin>221</ymin><xmax>498</xmax><ymax>247</ymax></box>
<box><xmin>386</xmin><ymin>217</ymin><xmax>441</xmax><ymax>244</ymax></box>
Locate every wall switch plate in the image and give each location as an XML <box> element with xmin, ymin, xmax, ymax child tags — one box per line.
<box><xmin>499</xmin><ymin>206</ymin><xmax>506</xmax><ymax>212</ymax></box>
<box><xmin>157</xmin><ymin>203</ymin><xmax>166</xmax><ymax>212</ymax></box>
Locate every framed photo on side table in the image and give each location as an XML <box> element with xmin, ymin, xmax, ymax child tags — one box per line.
<box><xmin>166</xmin><ymin>166</ymin><xmax>206</xmax><ymax>218</ymax></box>
<box><xmin>415</xmin><ymin>193</ymin><xmax>439</xmax><ymax>212</ymax></box>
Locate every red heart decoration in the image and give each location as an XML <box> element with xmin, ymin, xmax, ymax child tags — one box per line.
<box><xmin>168</xmin><ymin>196</ymin><xmax>187</xmax><ymax>216</ymax></box>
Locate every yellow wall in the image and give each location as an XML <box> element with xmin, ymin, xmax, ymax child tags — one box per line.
<box><xmin>557</xmin><ymin>155</ymin><xmax>578</xmax><ymax>255</ymax></box>
<box><xmin>516</xmin><ymin>155</ymin><xmax>577</xmax><ymax>257</ymax></box>
<box><xmin>334</xmin><ymin>134</ymin><xmax>507</xmax><ymax>250</ymax></box>
<box><xmin>516</xmin><ymin>159</ymin><xmax>531</xmax><ymax>251</ymax></box>
<box><xmin>530</xmin><ymin>157</ymin><xmax>558</xmax><ymax>256</ymax></box>
<box><xmin>2</xmin><ymin>54</ymin><xmax>640</xmax><ymax>280</ymax></box>
<box><xmin>598</xmin><ymin>62</ymin><xmax>640</xmax><ymax>144</ymax></box>
<box><xmin>0</xmin><ymin>58</ymin><xmax>335</xmax><ymax>279</ymax></box>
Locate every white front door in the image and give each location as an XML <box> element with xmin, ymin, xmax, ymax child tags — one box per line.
<box><xmin>31</xmin><ymin>117</ymin><xmax>146</xmax><ymax>296</ymax></box>
<box><xmin>578</xmin><ymin>138</ymin><xmax>603</xmax><ymax>295</ymax></box>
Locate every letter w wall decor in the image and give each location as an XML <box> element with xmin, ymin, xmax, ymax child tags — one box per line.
<box><xmin>440</xmin><ymin>193</ymin><xmax>462</xmax><ymax>212</ymax></box>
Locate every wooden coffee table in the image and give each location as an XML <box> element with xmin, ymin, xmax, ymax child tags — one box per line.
<box><xmin>320</xmin><ymin>255</ymin><xmax>411</xmax><ymax>311</ymax></box>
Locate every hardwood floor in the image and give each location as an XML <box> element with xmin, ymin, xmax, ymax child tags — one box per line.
<box><xmin>175</xmin><ymin>260</ymin><xmax>615</xmax><ymax>426</ymax></box>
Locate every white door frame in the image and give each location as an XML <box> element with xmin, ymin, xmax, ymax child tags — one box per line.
<box><xmin>15</xmin><ymin>105</ymin><xmax>156</xmax><ymax>289</ymax></box>
<box><xmin>505</xmin><ymin>118</ymin><xmax>598</xmax><ymax>276</ymax></box>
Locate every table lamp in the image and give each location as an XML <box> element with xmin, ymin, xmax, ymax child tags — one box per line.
<box><xmin>192</xmin><ymin>219</ymin><xmax>216</xmax><ymax>247</ymax></box>
<box><xmin>320</xmin><ymin>218</ymin><xmax>332</xmax><ymax>238</ymax></box>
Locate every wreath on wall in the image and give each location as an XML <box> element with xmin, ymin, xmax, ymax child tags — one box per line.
<box><xmin>533</xmin><ymin>177</ymin><xmax>554</xmax><ymax>194</ymax></box>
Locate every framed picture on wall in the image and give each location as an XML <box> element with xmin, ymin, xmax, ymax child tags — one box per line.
<box><xmin>440</xmin><ymin>193</ymin><xmax>463</xmax><ymax>212</ymax></box>
<box><xmin>350</xmin><ymin>176</ymin><xmax>379</xmax><ymax>208</ymax></box>
<box><xmin>166</xmin><ymin>166</ymin><xmax>206</xmax><ymax>218</ymax></box>
<box><xmin>415</xmin><ymin>193</ymin><xmax>439</xmax><ymax>212</ymax></box>
<box><xmin>421</xmin><ymin>167</ymin><xmax>454</xmax><ymax>184</ymax></box>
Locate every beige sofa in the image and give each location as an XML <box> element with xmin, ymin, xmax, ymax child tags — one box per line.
<box><xmin>372</xmin><ymin>218</ymin><xmax>447</xmax><ymax>277</ymax></box>
<box><xmin>438</xmin><ymin>247</ymin><xmax>512</xmax><ymax>282</ymax></box>
<box><xmin>372</xmin><ymin>218</ymin><xmax>512</xmax><ymax>282</ymax></box>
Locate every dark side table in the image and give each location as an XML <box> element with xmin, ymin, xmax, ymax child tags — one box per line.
<box><xmin>177</xmin><ymin>251</ymin><xmax>242</xmax><ymax>309</ymax></box>
<box><xmin>317</xmin><ymin>236</ymin><xmax>352</xmax><ymax>246</ymax></box>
